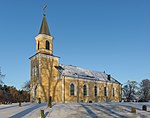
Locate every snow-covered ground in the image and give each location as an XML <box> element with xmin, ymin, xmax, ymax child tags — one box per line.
<box><xmin>0</xmin><ymin>102</ymin><xmax>150</xmax><ymax>118</ymax></box>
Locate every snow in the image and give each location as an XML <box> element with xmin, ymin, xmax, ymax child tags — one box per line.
<box><xmin>58</xmin><ymin>64</ymin><xmax>120</xmax><ymax>84</ymax></box>
<box><xmin>0</xmin><ymin>102</ymin><xmax>150</xmax><ymax>118</ymax></box>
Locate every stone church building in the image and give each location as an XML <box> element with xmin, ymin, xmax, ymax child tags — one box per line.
<box><xmin>30</xmin><ymin>14</ymin><xmax>122</xmax><ymax>103</ymax></box>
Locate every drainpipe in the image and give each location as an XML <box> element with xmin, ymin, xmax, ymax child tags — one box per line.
<box><xmin>62</xmin><ymin>75</ymin><xmax>65</xmax><ymax>103</ymax></box>
<box><xmin>106</xmin><ymin>81</ymin><xmax>107</xmax><ymax>102</ymax></box>
<box><xmin>77</xmin><ymin>76</ymin><xmax>79</xmax><ymax>103</ymax></box>
<box><xmin>64</xmin><ymin>76</ymin><xmax>65</xmax><ymax>103</ymax></box>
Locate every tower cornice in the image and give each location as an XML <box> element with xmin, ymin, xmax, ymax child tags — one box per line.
<box><xmin>35</xmin><ymin>34</ymin><xmax>53</xmax><ymax>40</ymax></box>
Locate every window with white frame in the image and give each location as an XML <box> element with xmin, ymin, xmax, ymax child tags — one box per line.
<box><xmin>32</xmin><ymin>66</ymin><xmax>38</xmax><ymax>77</ymax></box>
<box><xmin>94</xmin><ymin>86</ymin><xmax>97</xmax><ymax>96</ymax></box>
<box><xmin>35</xmin><ymin>66</ymin><xmax>37</xmax><ymax>76</ymax></box>
<box><xmin>32</xmin><ymin>67</ymin><xmax>35</xmax><ymax>76</ymax></box>
<box><xmin>112</xmin><ymin>88</ymin><xmax>115</xmax><ymax>97</ymax></box>
<box><xmin>46</xmin><ymin>40</ymin><xmax>50</xmax><ymax>50</ymax></box>
<box><xmin>83</xmin><ymin>84</ymin><xmax>87</xmax><ymax>96</ymax></box>
<box><xmin>104</xmin><ymin>87</ymin><xmax>107</xmax><ymax>96</ymax></box>
<box><xmin>70</xmin><ymin>83</ymin><xmax>75</xmax><ymax>96</ymax></box>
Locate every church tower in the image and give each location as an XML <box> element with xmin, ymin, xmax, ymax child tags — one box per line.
<box><xmin>35</xmin><ymin>14</ymin><xmax>53</xmax><ymax>55</ymax></box>
<box><xmin>30</xmin><ymin>6</ymin><xmax>61</xmax><ymax>102</ymax></box>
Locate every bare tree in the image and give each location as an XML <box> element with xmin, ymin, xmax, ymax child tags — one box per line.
<box><xmin>37</xmin><ymin>56</ymin><xmax>54</xmax><ymax>106</ymax></box>
<box><xmin>122</xmin><ymin>80</ymin><xmax>139</xmax><ymax>101</ymax></box>
<box><xmin>139</xmin><ymin>79</ymin><xmax>150</xmax><ymax>101</ymax></box>
<box><xmin>0</xmin><ymin>67</ymin><xmax>5</xmax><ymax>85</ymax></box>
<box><xmin>46</xmin><ymin>58</ymin><xmax>54</xmax><ymax>108</ymax></box>
<box><xmin>22</xmin><ymin>80</ymin><xmax>30</xmax><ymax>92</ymax></box>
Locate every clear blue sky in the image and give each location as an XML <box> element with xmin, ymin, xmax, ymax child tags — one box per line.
<box><xmin>0</xmin><ymin>0</ymin><xmax>150</xmax><ymax>89</ymax></box>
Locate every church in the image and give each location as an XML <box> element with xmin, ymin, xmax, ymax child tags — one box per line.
<box><xmin>30</xmin><ymin>11</ymin><xmax>122</xmax><ymax>103</ymax></box>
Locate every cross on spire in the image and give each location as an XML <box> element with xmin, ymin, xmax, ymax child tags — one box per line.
<box><xmin>39</xmin><ymin>1</ymin><xmax>50</xmax><ymax>36</ymax></box>
<box><xmin>43</xmin><ymin>0</ymin><xmax>47</xmax><ymax>15</ymax></box>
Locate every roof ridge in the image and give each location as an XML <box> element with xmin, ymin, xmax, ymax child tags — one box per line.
<box><xmin>57</xmin><ymin>64</ymin><xmax>120</xmax><ymax>84</ymax></box>
<box><xmin>59</xmin><ymin>63</ymin><xmax>104</xmax><ymax>74</ymax></box>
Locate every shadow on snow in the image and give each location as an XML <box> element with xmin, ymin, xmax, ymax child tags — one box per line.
<box><xmin>0</xmin><ymin>103</ymin><xmax>31</xmax><ymax>111</ymax></box>
<box><xmin>80</xmin><ymin>103</ymin><xmax>99</xmax><ymax>118</ymax></box>
<box><xmin>9</xmin><ymin>103</ymin><xmax>47</xmax><ymax>118</ymax></box>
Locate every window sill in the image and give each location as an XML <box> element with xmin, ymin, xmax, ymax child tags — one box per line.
<box><xmin>70</xmin><ymin>95</ymin><xmax>77</xmax><ymax>97</ymax></box>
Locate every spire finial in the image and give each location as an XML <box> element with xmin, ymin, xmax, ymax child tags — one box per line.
<box><xmin>43</xmin><ymin>0</ymin><xmax>47</xmax><ymax>16</ymax></box>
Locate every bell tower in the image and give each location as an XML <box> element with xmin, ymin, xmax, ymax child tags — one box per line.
<box><xmin>35</xmin><ymin>14</ymin><xmax>53</xmax><ymax>55</ymax></box>
<box><xmin>30</xmin><ymin>3</ymin><xmax>60</xmax><ymax>102</ymax></box>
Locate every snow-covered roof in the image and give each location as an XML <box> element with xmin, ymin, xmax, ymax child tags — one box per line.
<box><xmin>56</xmin><ymin>64</ymin><xmax>121</xmax><ymax>84</ymax></box>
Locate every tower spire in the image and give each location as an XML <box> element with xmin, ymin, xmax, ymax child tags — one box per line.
<box><xmin>39</xmin><ymin>0</ymin><xmax>50</xmax><ymax>36</ymax></box>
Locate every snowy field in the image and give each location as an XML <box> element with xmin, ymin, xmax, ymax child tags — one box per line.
<box><xmin>0</xmin><ymin>102</ymin><xmax>150</xmax><ymax>118</ymax></box>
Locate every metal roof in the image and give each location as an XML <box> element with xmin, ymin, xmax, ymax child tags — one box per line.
<box><xmin>39</xmin><ymin>15</ymin><xmax>50</xmax><ymax>36</ymax></box>
<box><xmin>56</xmin><ymin>64</ymin><xmax>121</xmax><ymax>84</ymax></box>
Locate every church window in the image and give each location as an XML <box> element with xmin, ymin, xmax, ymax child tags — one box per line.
<box><xmin>94</xmin><ymin>86</ymin><xmax>97</xmax><ymax>96</ymax></box>
<box><xmin>38</xmin><ymin>41</ymin><xmax>40</xmax><ymax>50</ymax></box>
<box><xmin>83</xmin><ymin>84</ymin><xmax>87</xmax><ymax>96</ymax></box>
<box><xmin>32</xmin><ymin>66</ymin><xmax>38</xmax><ymax>77</ymax></box>
<box><xmin>104</xmin><ymin>87</ymin><xmax>107</xmax><ymax>96</ymax></box>
<box><xmin>35</xmin><ymin>66</ymin><xmax>38</xmax><ymax>76</ymax></box>
<box><xmin>46</xmin><ymin>40</ymin><xmax>50</xmax><ymax>50</ymax></box>
<box><xmin>32</xmin><ymin>67</ymin><xmax>35</xmax><ymax>76</ymax></box>
<box><xmin>70</xmin><ymin>83</ymin><xmax>75</xmax><ymax>96</ymax></box>
<box><xmin>112</xmin><ymin>88</ymin><xmax>115</xmax><ymax>97</ymax></box>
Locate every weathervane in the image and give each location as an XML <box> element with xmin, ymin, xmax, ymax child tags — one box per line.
<box><xmin>43</xmin><ymin>0</ymin><xmax>47</xmax><ymax>15</ymax></box>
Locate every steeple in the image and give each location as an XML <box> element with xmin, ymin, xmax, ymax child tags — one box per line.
<box><xmin>39</xmin><ymin>15</ymin><xmax>50</xmax><ymax>36</ymax></box>
<box><xmin>35</xmin><ymin>2</ymin><xmax>53</xmax><ymax>55</ymax></box>
<box><xmin>39</xmin><ymin>2</ymin><xmax>50</xmax><ymax>36</ymax></box>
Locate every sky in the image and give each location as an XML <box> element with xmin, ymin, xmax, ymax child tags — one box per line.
<box><xmin>0</xmin><ymin>0</ymin><xmax>150</xmax><ymax>89</ymax></box>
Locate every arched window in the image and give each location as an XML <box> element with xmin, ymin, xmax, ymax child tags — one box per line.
<box><xmin>94</xmin><ymin>86</ymin><xmax>97</xmax><ymax>96</ymax></box>
<box><xmin>32</xmin><ymin>67</ymin><xmax>35</xmax><ymax>76</ymax></box>
<box><xmin>112</xmin><ymin>88</ymin><xmax>115</xmax><ymax>97</ymax></box>
<box><xmin>83</xmin><ymin>84</ymin><xmax>87</xmax><ymax>96</ymax></box>
<box><xmin>32</xmin><ymin>66</ymin><xmax>38</xmax><ymax>77</ymax></box>
<box><xmin>46</xmin><ymin>40</ymin><xmax>50</xmax><ymax>50</ymax></box>
<box><xmin>104</xmin><ymin>87</ymin><xmax>108</xmax><ymax>96</ymax></box>
<box><xmin>35</xmin><ymin>66</ymin><xmax>38</xmax><ymax>77</ymax></box>
<box><xmin>38</xmin><ymin>41</ymin><xmax>40</xmax><ymax>50</ymax></box>
<box><xmin>70</xmin><ymin>83</ymin><xmax>75</xmax><ymax>96</ymax></box>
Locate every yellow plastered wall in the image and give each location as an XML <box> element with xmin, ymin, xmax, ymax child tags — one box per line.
<box><xmin>62</xmin><ymin>77</ymin><xmax>121</xmax><ymax>103</ymax></box>
<box><xmin>30</xmin><ymin>55</ymin><xmax>122</xmax><ymax>103</ymax></box>
<box><xmin>30</xmin><ymin>53</ymin><xmax>62</xmax><ymax>102</ymax></box>
<box><xmin>35</xmin><ymin>34</ymin><xmax>53</xmax><ymax>55</ymax></box>
<box><xmin>30</xmin><ymin>56</ymin><xmax>39</xmax><ymax>102</ymax></box>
